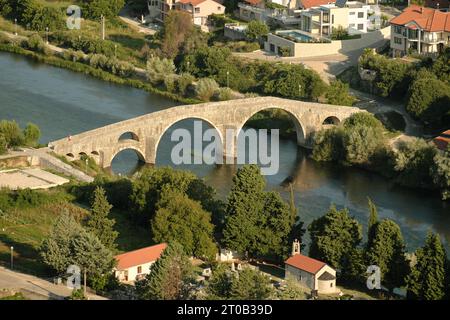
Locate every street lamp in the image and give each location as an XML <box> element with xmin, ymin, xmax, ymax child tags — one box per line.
<box><xmin>114</xmin><ymin>44</ymin><xmax>117</xmax><ymax>57</ymax></box>
<box><xmin>226</xmin><ymin>71</ymin><xmax>230</xmax><ymax>88</ymax></box>
<box><xmin>10</xmin><ymin>246</ymin><xmax>13</xmax><ymax>269</ymax></box>
<box><xmin>298</xmin><ymin>84</ymin><xmax>302</xmax><ymax>97</ymax></box>
<box><xmin>85</xmin><ymin>158</ymin><xmax>88</xmax><ymax>173</ymax></box>
<box><xmin>45</xmin><ymin>27</ymin><xmax>49</xmax><ymax>44</ymax></box>
<box><xmin>14</xmin><ymin>18</ymin><xmax>17</xmax><ymax>36</ymax></box>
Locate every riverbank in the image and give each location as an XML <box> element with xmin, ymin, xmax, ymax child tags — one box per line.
<box><xmin>0</xmin><ymin>41</ymin><xmax>200</xmax><ymax>105</ymax></box>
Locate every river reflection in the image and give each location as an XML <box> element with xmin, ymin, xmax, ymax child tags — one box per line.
<box><xmin>1</xmin><ymin>52</ymin><xmax>448</xmax><ymax>251</ymax></box>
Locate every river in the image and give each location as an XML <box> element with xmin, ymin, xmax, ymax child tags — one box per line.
<box><xmin>0</xmin><ymin>52</ymin><xmax>448</xmax><ymax>251</ymax></box>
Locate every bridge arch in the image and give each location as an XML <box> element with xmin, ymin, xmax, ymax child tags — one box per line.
<box><xmin>106</xmin><ymin>146</ymin><xmax>146</xmax><ymax>169</ymax></box>
<box><xmin>152</xmin><ymin>116</ymin><xmax>224</xmax><ymax>164</ymax></box>
<box><xmin>118</xmin><ymin>131</ymin><xmax>140</xmax><ymax>142</ymax></box>
<box><xmin>236</xmin><ymin>107</ymin><xmax>307</xmax><ymax>146</ymax></box>
<box><xmin>322</xmin><ymin>116</ymin><xmax>341</xmax><ymax>125</ymax></box>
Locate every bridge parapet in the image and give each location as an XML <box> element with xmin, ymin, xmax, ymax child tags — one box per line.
<box><xmin>48</xmin><ymin>97</ymin><xmax>363</xmax><ymax>168</ymax></box>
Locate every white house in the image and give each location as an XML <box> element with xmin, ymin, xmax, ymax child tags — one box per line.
<box><xmin>284</xmin><ymin>240</ymin><xmax>337</xmax><ymax>294</ymax></box>
<box><xmin>114</xmin><ymin>243</ymin><xmax>167</xmax><ymax>283</ymax></box>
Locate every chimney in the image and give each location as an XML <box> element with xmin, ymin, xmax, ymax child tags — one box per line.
<box><xmin>292</xmin><ymin>239</ymin><xmax>301</xmax><ymax>256</ymax></box>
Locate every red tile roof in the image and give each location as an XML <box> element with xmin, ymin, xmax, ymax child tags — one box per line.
<box><xmin>390</xmin><ymin>5</ymin><xmax>450</xmax><ymax>32</ymax></box>
<box><xmin>300</xmin><ymin>0</ymin><xmax>336</xmax><ymax>9</ymax></box>
<box><xmin>433</xmin><ymin>129</ymin><xmax>450</xmax><ymax>151</ymax></box>
<box><xmin>285</xmin><ymin>254</ymin><xmax>326</xmax><ymax>274</ymax></box>
<box><xmin>244</xmin><ymin>0</ymin><xmax>263</xmax><ymax>5</ymax></box>
<box><xmin>115</xmin><ymin>243</ymin><xmax>167</xmax><ymax>270</ymax></box>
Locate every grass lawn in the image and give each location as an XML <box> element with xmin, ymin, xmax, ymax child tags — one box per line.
<box><xmin>0</xmin><ymin>186</ymin><xmax>154</xmax><ymax>278</ymax></box>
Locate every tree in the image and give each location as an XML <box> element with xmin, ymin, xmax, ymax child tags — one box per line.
<box><xmin>432</xmin><ymin>146</ymin><xmax>450</xmax><ymax>200</ymax></box>
<box><xmin>135</xmin><ymin>242</ymin><xmax>194</xmax><ymax>300</ymax></box>
<box><xmin>245</xmin><ymin>20</ymin><xmax>269</xmax><ymax>41</ymax></box>
<box><xmin>406</xmin><ymin>232</ymin><xmax>447</xmax><ymax>300</ymax></box>
<box><xmin>394</xmin><ymin>138</ymin><xmax>438</xmax><ymax>189</ymax></box>
<box><xmin>222</xmin><ymin>165</ymin><xmax>295</xmax><ymax>259</ymax></box>
<box><xmin>151</xmin><ymin>189</ymin><xmax>217</xmax><ymax>260</ymax></box>
<box><xmin>40</xmin><ymin>212</ymin><xmax>84</xmax><ymax>273</ymax></box>
<box><xmin>365</xmin><ymin>219</ymin><xmax>409</xmax><ymax>291</ymax></box>
<box><xmin>367</xmin><ymin>197</ymin><xmax>378</xmax><ymax>246</ymax></box>
<box><xmin>81</xmin><ymin>0</ymin><xmax>125</xmax><ymax>19</ymax></box>
<box><xmin>229</xmin><ymin>268</ymin><xmax>273</xmax><ymax>300</ymax></box>
<box><xmin>23</xmin><ymin>122</ymin><xmax>40</xmax><ymax>147</ymax></box>
<box><xmin>0</xmin><ymin>120</ymin><xmax>24</xmax><ymax>148</ymax></box>
<box><xmin>206</xmin><ymin>263</ymin><xmax>233</xmax><ymax>299</ymax></box>
<box><xmin>343</xmin><ymin>112</ymin><xmax>384</xmax><ymax>131</ymax></box>
<box><xmin>40</xmin><ymin>212</ymin><xmax>115</xmax><ymax>294</ymax></box>
<box><xmin>223</xmin><ymin>165</ymin><xmax>265</xmax><ymax>256</ymax></box>
<box><xmin>275</xmin><ymin>280</ymin><xmax>306</xmax><ymax>300</ymax></box>
<box><xmin>146</xmin><ymin>56</ymin><xmax>176</xmax><ymax>85</ymax></box>
<box><xmin>263</xmin><ymin>64</ymin><xmax>326</xmax><ymax>100</ymax></box>
<box><xmin>71</xmin><ymin>229</ymin><xmax>115</xmax><ymax>295</ymax></box>
<box><xmin>343</xmin><ymin>125</ymin><xmax>384</xmax><ymax>165</ymax></box>
<box><xmin>161</xmin><ymin>10</ymin><xmax>194</xmax><ymax>59</ymax></box>
<box><xmin>308</xmin><ymin>205</ymin><xmax>362</xmax><ymax>270</ymax></box>
<box><xmin>325</xmin><ymin>80</ymin><xmax>355</xmax><ymax>106</ymax></box>
<box><xmin>406</xmin><ymin>71</ymin><xmax>450</xmax><ymax>128</ymax></box>
<box><xmin>86</xmin><ymin>186</ymin><xmax>118</xmax><ymax>250</ymax></box>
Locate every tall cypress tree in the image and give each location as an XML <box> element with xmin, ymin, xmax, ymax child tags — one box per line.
<box><xmin>406</xmin><ymin>232</ymin><xmax>447</xmax><ymax>300</ymax></box>
<box><xmin>86</xmin><ymin>186</ymin><xmax>118</xmax><ymax>250</ymax></box>
<box><xmin>135</xmin><ymin>241</ymin><xmax>193</xmax><ymax>300</ymax></box>
<box><xmin>365</xmin><ymin>219</ymin><xmax>409</xmax><ymax>291</ymax></box>
<box><xmin>367</xmin><ymin>197</ymin><xmax>379</xmax><ymax>245</ymax></box>
<box><xmin>223</xmin><ymin>165</ymin><xmax>266</xmax><ymax>256</ymax></box>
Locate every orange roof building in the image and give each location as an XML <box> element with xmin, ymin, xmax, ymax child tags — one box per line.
<box><xmin>284</xmin><ymin>240</ymin><xmax>337</xmax><ymax>294</ymax></box>
<box><xmin>299</xmin><ymin>0</ymin><xmax>337</xmax><ymax>9</ymax></box>
<box><xmin>433</xmin><ymin>129</ymin><xmax>450</xmax><ymax>151</ymax></box>
<box><xmin>114</xmin><ymin>243</ymin><xmax>167</xmax><ymax>283</ymax></box>
<box><xmin>390</xmin><ymin>5</ymin><xmax>450</xmax><ymax>57</ymax></box>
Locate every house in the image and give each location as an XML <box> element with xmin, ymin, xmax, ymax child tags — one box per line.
<box><xmin>390</xmin><ymin>5</ymin><xmax>450</xmax><ymax>57</ymax></box>
<box><xmin>284</xmin><ymin>240</ymin><xmax>337</xmax><ymax>294</ymax></box>
<box><xmin>433</xmin><ymin>129</ymin><xmax>450</xmax><ymax>151</ymax></box>
<box><xmin>299</xmin><ymin>1</ymin><xmax>372</xmax><ymax>37</ymax></box>
<box><xmin>147</xmin><ymin>0</ymin><xmax>225</xmax><ymax>26</ymax></box>
<box><xmin>114</xmin><ymin>243</ymin><xmax>167</xmax><ymax>283</ymax></box>
<box><xmin>176</xmin><ymin>0</ymin><xmax>226</xmax><ymax>26</ymax></box>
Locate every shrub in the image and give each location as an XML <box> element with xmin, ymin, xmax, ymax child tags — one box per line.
<box><xmin>23</xmin><ymin>122</ymin><xmax>40</xmax><ymax>147</ymax></box>
<box><xmin>279</xmin><ymin>47</ymin><xmax>291</xmax><ymax>57</ymax></box>
<box><xmin>62</xmin><ymin>49</ymin><xmax>86</xmax><ymax>63</ymax></box>
<box><xmin>311</xmin><ymin>126</ymin><xmax>345</xmax><ymax>162</ymax></box>
<box><xmin>24</xmin><ymin>34</ymin><xmax>50</xmax><ymax>55</ymax></box>
<box><xmin>176</xmin><ymin>73</ymin><xmax>195</xmax><ymax>96</ymax></box>
<box><xmin>343</xmin><ymin>112</ymin><xmax>384</xmax><ymax>131</ymax></box>
<box><xmin>88</xmin><ymin>53</ymin><xmax>109</xmax><ymax>69</ymax></box>
<box><xmin>0</xmin><ymin>134</ymin><xmax>7</xmax><ymax>155</ymax></box>
<box><xmin>195</xmin><ymin>78</ymin><xmax>219</xmax><ymax>101</ymax></box>
<box><xmin>0</xmin><ymin>120</ymin><xmax>24</xmax><ymax>148</ymax></box>
<box><xmin>343</xmin><ymin>125</ymin><xmax>384</xmax><ymax>165</ymax></box>
<box><xmin>245</xmin><ymin>20</ymin><xmax>269</xmax><ymax>41</ymax></box>
<box><xmin>214</xmin><ymin>87</ymin><xmax>234</xmax><ymax>101</ymax></box>
<box><xmin>164</xmin><ymin>74</ymin><xmax>179</xmax><ymax>93</ymax></box>
<box><xmin>325</xmin><ymin>80</ymin><xmax>355</xmax><ymax>106</ymax></box>
<box><xmin>147</xmin><ymin>56</ymin><xmax>176</xmax><ymax>85</ymax></box>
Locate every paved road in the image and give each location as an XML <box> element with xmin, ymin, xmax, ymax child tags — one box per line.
<box><xmin>0</xmin><ymin>266</ymin><xmax>107</xmax><ymax>300</ymax></box>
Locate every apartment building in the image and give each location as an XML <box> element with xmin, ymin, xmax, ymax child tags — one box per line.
<box><xmin>390</xmin><ymin>5</ymin><xmax>450</xmax><ymax>57</ymax></box>
<box><xmin>299</xmin><ymin>1</ymin><xmax>371</xmax><ymax>37</ymax></box>
<box><xmin>147</xmin><ymin>0</ymin><xmax>224</xmax><ymax>26</ymax></box>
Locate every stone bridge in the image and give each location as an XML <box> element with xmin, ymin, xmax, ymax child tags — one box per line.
<box><xmin>48</xmin><ymin>97</ymin><xmax>362</xmax><ymax>168</ymax></box>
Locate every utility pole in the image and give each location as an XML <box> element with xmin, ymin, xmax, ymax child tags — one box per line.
<box><xmin>10</xmin><ymin>246</ymin><xmax>13</xmax><ymax>269</ymax></box>
<box><xmin>101</xmin><ymin>15</ymin><xmax>105</xmax><ymax>40</ymax></box>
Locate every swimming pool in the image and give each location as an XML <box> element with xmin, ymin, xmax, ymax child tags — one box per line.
<box><xmin>277</xmin><ymin>30</ymin><xmax>314</xmax><ymax>42</ymax></box>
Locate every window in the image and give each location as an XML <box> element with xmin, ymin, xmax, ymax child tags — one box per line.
<box><xmin>137</xmin><ymin>266</ymin><xmax>142</xmax><ymax>274</ymax></box>
<box><xmin>218</xmin><ymin>6</ymin><xmax>222</xmax><ymax>10</ymax></box>
<box><xmin>349</xmin><ymin>23</ymin><xmax>355</xmax><ymax>28</ymax></box>
<box><xmin>358</xmin><ymin>12</ymin><xmax>364</xmax><ymax>18</ymax></box>
<box><xmin>330</xmin><ymin>283</ymin><xmax>333</xmax><ymax>288</ymax></box>
<box><xmin>358</xmin><ymin>24</ymin><xmax>364</xmax><ymax>30</ymax></box>
<box><xmin>394</xmin><ymin>37</ymin><xmax>402</xmax><ymax>44</ymax></box>
<box><xmin>394</xmin><ymin>25</ymin><xmax>403</xmax><ymax>34</ymax></box>
<box><xmin>195</xmin><ymin>7</ymin><xmax>200</xmax><ymax>13</ymax></box>
<box><xmin>349</xmin><ymin>12</ymin><xmax>355</xmax><ymax>15</ymax></box>
<box><xmin>332</xmin><ymin>14</ymin><xmax>334</xmax><ymax>24</ymax></box>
